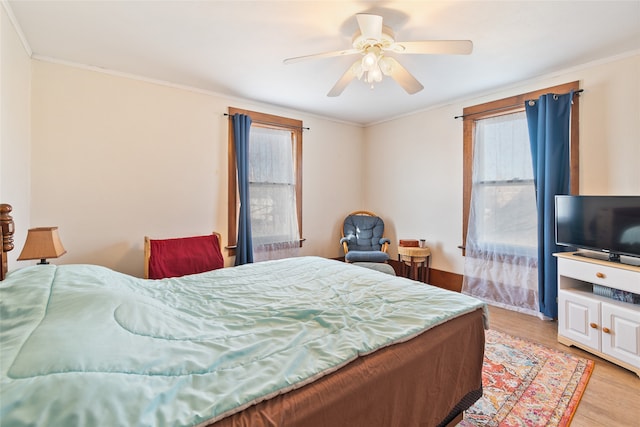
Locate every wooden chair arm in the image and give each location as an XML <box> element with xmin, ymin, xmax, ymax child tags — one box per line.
<box><xmin>143</xmin><ymin>236</ymin><xmax>151</xmax><ymax>279</ymax></box>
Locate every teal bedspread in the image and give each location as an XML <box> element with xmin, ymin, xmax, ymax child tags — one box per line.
<box><xmin>0</xmin><ymin>257</ymin><xmax>486</xmax><ymax>426</ymax></box>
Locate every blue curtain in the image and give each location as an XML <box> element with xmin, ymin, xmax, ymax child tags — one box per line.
<box><xmin>525</xmin><ymin>91</ymin><xmax>574</xmax><ymax>318</ymax></box>
<box><xmin>232</xmin><ymin>113</ymin><xmax>253</xmax><ymax>265</ymax></box>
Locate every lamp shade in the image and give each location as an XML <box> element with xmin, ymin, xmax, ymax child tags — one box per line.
<box><xmin>18</xmin><ymin>227</ymin><xmax>66</xmax><ymax>264</ymax></box>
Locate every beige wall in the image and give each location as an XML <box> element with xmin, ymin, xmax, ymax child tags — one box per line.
<box><xmin>1</xmin><ymin>5</ymin><xmax>31</xmax><ymax>269</ymax></box>
<box><xmin>27</xmin><ymin>61</ymin><xmax>364</xmax><ymax>276</ymax></box>
<box><xmin>365</xmin><ymin>53</ymin><xmax>640</xmax><ymax>275</ymax></box>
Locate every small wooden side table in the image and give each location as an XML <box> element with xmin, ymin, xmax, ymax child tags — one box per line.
<box><xmin>398</xmin><ymin>246</ymin><xmax>431</xmax><ymax>283</ymax></box>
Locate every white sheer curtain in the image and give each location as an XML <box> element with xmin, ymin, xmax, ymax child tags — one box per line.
<box><xmin>249</xmin><ymin>127</ymin><xmax>300</xmax><ymax>261</ymax></box>
<box><xmin>462</xmin><ymin>112</ymin><xmax>541</xmax><ymax>317</ymax></box>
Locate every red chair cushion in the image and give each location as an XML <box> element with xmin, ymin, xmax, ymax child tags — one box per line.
<box><xmin>148</xmin><ymin>234</ymin><xmax>224</xmax><ymax>279</ymax></box>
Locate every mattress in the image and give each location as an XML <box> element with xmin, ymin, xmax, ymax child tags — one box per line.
<box><xmin>0</xmin><ymin>256</ymin><xmax>486</xmax><ymax>426</ymax></box>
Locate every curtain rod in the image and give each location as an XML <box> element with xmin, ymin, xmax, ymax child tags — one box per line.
<box><xmin>223</xmin><ymin>113</ymin><xmax>310</xmax><ymax>131</ymax></box>
<box><xmin>453</xmin><ymin>89</ymin><xmax>583</xmax><ymax>120</ymax></box>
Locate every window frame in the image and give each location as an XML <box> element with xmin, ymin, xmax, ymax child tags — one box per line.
<box><xmin>462</xmin><ymin>81</ymin><xmax>580</xmax><ymax>256</ymax></box>
<box><xmin>227</xmin><ymin>107</ymin><xmax>303</xmax><ymax>253</ymax></box>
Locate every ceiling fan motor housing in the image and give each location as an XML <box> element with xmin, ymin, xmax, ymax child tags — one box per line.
<box><xmin>351</xmin><ymin>26</ymin><xmax>396</xmax><ymax>51</ymax></box>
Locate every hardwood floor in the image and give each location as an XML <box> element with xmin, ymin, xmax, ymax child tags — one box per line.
<box><xmin>486</xmin><ymin>305</ymin><xmax>640</xmax><ymax>426</ymax></box>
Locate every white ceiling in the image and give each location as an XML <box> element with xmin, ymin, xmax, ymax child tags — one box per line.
<box><xmin>7</xmin><ymin>1</ymin><xmax>640</xmax><ymax>125</ymax></box>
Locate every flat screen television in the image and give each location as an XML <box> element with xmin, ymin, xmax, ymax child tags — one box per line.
<box><xmin>555</xmin><ymin>195</ymin><xmax>640</xmax><ymax>263</ymax></box>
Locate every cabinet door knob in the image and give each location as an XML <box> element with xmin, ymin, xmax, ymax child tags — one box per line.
<box><xmin>596</xmin><ymin>272</ymin><xmax>606</xmax><ymax>279</ymax></box>
<box><xmin>602</xmin><ymin>327</ymin><xmax>611</xmax><ymax>334</ymax></box>
<box><xmin>589</xmin><ymin>322</ymin><xmax>598</xmax><ymax>329</ymax></box>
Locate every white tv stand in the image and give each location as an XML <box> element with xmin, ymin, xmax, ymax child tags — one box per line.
<box><xmin>555</xmin><ymin>252</ymin><xmax>640</xmax><ymax>378</ymax></box>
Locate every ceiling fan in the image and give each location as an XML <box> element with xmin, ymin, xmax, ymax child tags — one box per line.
<box><xmin>283</xmin><ymin>13</ymin><xmax>473</xmax><ymax>97</ymax></box>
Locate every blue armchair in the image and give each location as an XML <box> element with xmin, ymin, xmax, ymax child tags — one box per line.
<box><xmin>340</xmin><ymin>210</ymin><xmax>391</xmax><ymax>263</ymax></box>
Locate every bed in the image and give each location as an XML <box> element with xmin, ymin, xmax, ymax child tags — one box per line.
<box><xmin>0</xmin><ymin>205</ymin><xmax>487</xmax><ymax>427</ymax></box>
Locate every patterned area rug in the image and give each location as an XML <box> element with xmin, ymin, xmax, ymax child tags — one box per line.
<box><xmin>459</xmin><ymin>329</ymin><xmax>594</xmax><ymax>427</ymax></box>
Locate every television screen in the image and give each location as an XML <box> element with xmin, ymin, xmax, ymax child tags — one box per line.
<box><xmin>555</xmin><ymin>195</ymin><xmax>640</xmax><ymax>261</ymax></box>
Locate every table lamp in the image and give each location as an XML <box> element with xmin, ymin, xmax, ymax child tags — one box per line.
<box><xmin>17</xmin><ymin>227</ymin><xmax>67</xmax><ymax>265</ymax></box>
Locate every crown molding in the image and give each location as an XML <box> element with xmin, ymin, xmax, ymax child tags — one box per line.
<box><xmin>1</xmin><ymin>0</ymin><xmax>32</xmax><ymax>57</ymax></box>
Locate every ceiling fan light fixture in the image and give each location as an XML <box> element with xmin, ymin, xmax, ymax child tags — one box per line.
<box><xmin>378</xmin><ymin>56</ymin><xmax>394</xmax><ymax>76</ymax></box>
<box><xmin>361</xmin><ymin>51</ymin><xmax>378</xmax><ymax>71</ymax></box>
<box><xmin>367</xmin><ymin>66</ymin><xmax>383</xmax><ymax>84</ymax></box>
<box><xmin>358</xmin><ymin>46</ymin><xmax>385</xmax><ymax>88</ymax></box>
<box><xmin>361</xmin><ymin>46</ymin><xmax>381</xmax><ymax>70</ymax></box>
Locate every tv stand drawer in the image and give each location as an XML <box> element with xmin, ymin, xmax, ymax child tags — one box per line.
<box><xmin>557</xmin><ymin>255</ymin><xmax>640</xmax><ymax>294</ymax></box>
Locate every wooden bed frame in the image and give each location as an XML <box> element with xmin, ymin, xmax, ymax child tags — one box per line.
<box><xmin>1</xmin><ymin>203</ymin><xmax>15</xmax><ymax>280</ymax></box>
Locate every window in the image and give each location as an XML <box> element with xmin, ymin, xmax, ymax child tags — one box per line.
<box><xmin>227</xmin><ymin>108</ymin><xmax>303</xmax><ymax>258</ymax></box>
<box><xmin>471</xmin><ymin>111</ymin><xmax>537</xmax><ymax>256</ymax></box>
<box><xmin>462</xmin><ymin>81</ymin><xmax>580</xmax><ymax>255</ymax></box>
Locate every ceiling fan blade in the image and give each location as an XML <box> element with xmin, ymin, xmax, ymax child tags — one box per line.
<box><xmin>283</xmin><ymin>48</ymin><xmax>359</xmax><ymax>64</ymax></box>
<box><xmin>391</xmin><ymin>40</ymin><xmax>473</xmax><ymax>55</ymax></box>
<box><xmin>383</xmin><ymin>57</ymin><xmax>424</xmax><ymax>95</ymax></box>
<box><xmin>356</xmin><ymin>13</ymin><xmax>383</xmax><ymax>41</ymax></box>
<box><xmin>327</xmin><ymin>62</ymin><xmax>358</xmax><ymax>97</ymax></box>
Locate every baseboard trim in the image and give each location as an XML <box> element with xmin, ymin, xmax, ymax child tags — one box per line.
<box><xmin>429</xmin><ymin>269</ymin><xmax>463</xmax><ymax>293</ymax></box>
<box><xmin>387</xmin><ymin>259</ymin><xmax>463</xmax><ymax>292</ymax></box>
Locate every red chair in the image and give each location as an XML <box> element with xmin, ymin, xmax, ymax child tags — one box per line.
<box><xmin>144</xmin><ymin>233</ymin><xmax>224</xmax><ymax>279</ymax></box>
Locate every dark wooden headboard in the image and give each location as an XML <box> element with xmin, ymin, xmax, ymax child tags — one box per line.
<box><xmin>1</xmin><ymin>204</ymin><xmax>15</xmax><ymax>280</ymax></box>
